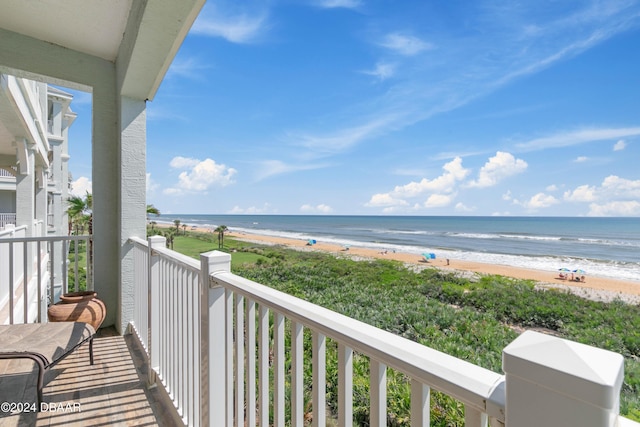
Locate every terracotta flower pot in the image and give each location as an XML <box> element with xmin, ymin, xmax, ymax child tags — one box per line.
<box><xmin>48</xmin><ymin>291</ymin><xmax>106</xmax><ymax>330</ymax></box>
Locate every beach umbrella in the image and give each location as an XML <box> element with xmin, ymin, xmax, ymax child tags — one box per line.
<box><xmin>422</xmin><ymin>252</ymin><xmax>436</xmax><ymax>260</ymax></box>
<box><xmin>558</xmin><ymin>267</ymin><xmax>570</xmax><ymax>272</ymax></box>
<box><xmin>572</xmin><ymin>268</ymin><xmax>587</xmax><ymax>282</ymax></box>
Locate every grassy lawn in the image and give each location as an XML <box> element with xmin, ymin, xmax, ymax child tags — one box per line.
<box><xmin>153</xmin><ymin>228</ymin><xmax>272</xmax><ymax>266</ymax></box>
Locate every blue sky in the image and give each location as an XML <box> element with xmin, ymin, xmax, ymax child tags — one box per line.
<box><xmin>67</xmin><ymin>0</ymin><xmax>640</xmax><ymax>216</ymax></box>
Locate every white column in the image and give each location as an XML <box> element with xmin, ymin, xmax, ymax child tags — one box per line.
<box><xmin>47</xmin><ymin>138</ymin><xmax>64</xmax><ymax>235</ymax></box>
<box><xmin>503</xmin><ymin>330</ymin><xmax>624</xmax><ymax>427</ymax></box>
<box><xmin>59</xmin><ymin>152</ymin><xmax>69</xmax><ymax>234</ymax></box>
<box><xmin>92</xmin><ymin>83</ymin><xmax>119</xmax><ymax>328</ymax></box>
<box><xmin>35</xmin><ymin>164</ymin><xmax>46</xmax><ymax>235</ymax></box>
<box><xmin>15</xmin><ymin>138</ymin><xmax>35</xmax><ymax>236</ymax></box>
<box><xmin>118</xmin><ymin>96</ymin><xmax>147</xmax><ymax>332</ymax></box>
<box><xmin>51</xmin><ymin>191</ymin><xmax>62</xmax><ymax>233</ymax></box>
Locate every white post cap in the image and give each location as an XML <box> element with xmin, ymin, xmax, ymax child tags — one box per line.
<box><xmin>503</xmin><ymin>330</ymin><xmax>624</xmax><ymax>427</ymax></box>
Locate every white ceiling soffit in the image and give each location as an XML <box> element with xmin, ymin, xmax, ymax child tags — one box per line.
<box><xmin>0</xmin><ymin>0</ymin><xmax>206</xmax><ymax>100</ymax></box>
<box><xmin>0</xmin><ymin>0</ymin><xmax>132</xmax><ymax>62</ymax></box>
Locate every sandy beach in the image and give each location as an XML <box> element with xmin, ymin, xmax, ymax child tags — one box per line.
<box><xmin>157</xmin><ymin>223</ymin><xmax>640</xmax><ymax>303</ymax></box>
<box><xmin>230</xmin><ymin>230</ymin><xmax>640</xmax><ymax>303</ymax></box>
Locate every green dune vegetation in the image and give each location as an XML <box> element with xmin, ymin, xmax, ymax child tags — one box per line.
<box><xmin>153</xmin><ymin>228</ymin><xmax>640</xmax><ymax>425</ymax></box>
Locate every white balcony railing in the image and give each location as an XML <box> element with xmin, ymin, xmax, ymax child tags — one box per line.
<box><xmin>129</xmin><ymin>235</ymin><xmax>640</xmax><ymax>427</ymax></box>
<box><xmin>130</xmin><ymin>236</ymin><xmax>202</xmax><ymax>424</ymax></box>
<box><xmin>0</xmin><ymin>213</ymin><xmax>16</xmax><ymax>229</ymax></box>
<box><xmin>0</xmin><ymin>232</ymin><xmax>92</xmax><ymax>325</ymax></box>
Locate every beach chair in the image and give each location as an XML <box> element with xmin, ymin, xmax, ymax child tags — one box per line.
<box><xmin>0</xmin><ymin>322</ymin><xmax>95</xmax><ymax>407</ymax></box>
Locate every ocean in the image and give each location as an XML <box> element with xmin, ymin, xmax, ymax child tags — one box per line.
<box><xmin>153</xmin><ymin>215</ymin><xmax>640</xmax><ymax>282</ymax></box>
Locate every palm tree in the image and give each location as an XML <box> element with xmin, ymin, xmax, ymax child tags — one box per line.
<box><xmin>146</xmin><ymin>204</ymin><xmax>160</xmax><ymax>217</ymax></box>
<box><xmin>67</xmin><ymin>193</ymin><xmax>92</xmax><ymax>235</ymax></box>
<box><xmin>67</xmin><ymin>195</ymin><xmax>85</xmax><ymax>234</ymax></box>
<box><xmin>173</xmin><ymin>219</ymin><xmax>181</xmax><ymax>233</ymax></box>
<box><xmin>164</xmin><ymin>230</ymin><xmax>175</xmax><ymax>249</ymax></box>
<box><xmin>66</xmin><ymin>192</ymin><xmax>94</xmax><ymax>284</ymax></box>
<box><xmin>182</xmin><ymin>224</ymin><xmax>187</xmax><ymax>235</ymax></box>
<box><xmin>214</xmin><ymin>225</ymin><xmax>228</xmax><ymax>249</ymax></box>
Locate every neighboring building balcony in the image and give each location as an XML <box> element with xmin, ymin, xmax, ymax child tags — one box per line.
<box><xmin>0</xmin><ymin>168</ymin><xmax>15</xmax><ymax>178</ymax></box>
<box><xmin>0</xmin><ymin>168</ymin><xmax>16</xmax><ymax>192</ymax></box>
<box><xmin>0</xmin><ymin>213</ymin><xmax>16</xmax><ymax>229</ymax></box>
<box><xmin>0</xmin><ymin>234</ymin><xmax>638</xmax><ymax>426</ymax></box>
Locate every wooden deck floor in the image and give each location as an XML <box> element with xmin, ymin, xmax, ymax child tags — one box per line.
<box><xmin>0</xmin><ymin>327</ymin><xmax>178</xmax><ymax>426</ymax></box>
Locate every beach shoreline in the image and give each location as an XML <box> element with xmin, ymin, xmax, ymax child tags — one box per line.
<box><xmin>154</xmin><ymin>223</ymin><xmax>640</xmax><ymax>303</ymax></box>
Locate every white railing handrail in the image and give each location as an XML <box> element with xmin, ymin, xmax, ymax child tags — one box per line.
<box><xmin>0</xmin><ymin>235</ymin><xmax>89</xmax><ymax>243</ymax></box>
<box><xmin>153</xmin><ymin>244</ymin><xmax>200</xmax><ymax>273</ymax></box>
<box><xmin>128</xmin><ymin>242</ymin><xmax>638</xmax><ymax>427</ymax></box>
<box><xmin>129</xmin><ymin>236</ymin><xmax>148</xmax><ymax>250</ymax></box>
<box><xmin>210</xmin><ymin>269</ymin><xmax>506</xmax><ymax>420</ymax></box>
<box><xmin>0</xmin><ymin>224</ymin><xmax>26</xmax><ymax>238</ymax></box>
<box><xmin>131</xmin><ymin>235</ymin><xmax>201</xmax><ymax>273</ymax></box>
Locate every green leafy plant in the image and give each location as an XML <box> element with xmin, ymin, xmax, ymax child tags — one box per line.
<box><xmin>171</xmin><ymin>234</ymin><xmax>640</xmax><ymax>423</ymax></box>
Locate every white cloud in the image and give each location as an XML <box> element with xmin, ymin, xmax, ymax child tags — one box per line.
<box><xmin>517</xmin><ymin>193</ymin><xmax>559</xmax><ymax>209</ymax></box>
<box><xmin>292</xmin><ymin>113</ymin><xmax>399</xmax><ymax>156</ymax></box>
<box><xmin>379</xmin><ymin>33</ymin><xmax>433</xmax><ymax>56</ymax></box>
<box><xmin>192</xmin><ymin>6</ymin><xmax>268</xmax><ymax>43</ymax></box>
<box><xmin>564</xmin><ymin>175</ymin><xmax>640</xmax><ymax>215</ymax></box>
<box><xmin>588</xmin><ymin>201</ymin><xmax>640</xmax><ymax>217</ymax></box>
<box><xmin>254</xmin><ymin>160</ymin><xmax>328</xmax><ymax>181</ymax></box>
<box><xmin>365</xmin><ymin>193</ymin><xmax>408</xmax><ymax>208</ymax></box>
<box><xmin>169</xmin><ymin>156</ymin><xmax>201</xmax><ymax>168</ymax></box>
<box><xmin>300</xmin><ymin>204</ymin><xmax>333</xmax><ymax>213</ymax></box>
<box><xmin>164</xmin><ymin>157</ymin><xmax>237</xmax><ymax>195</ymax></box>
<box><xmin>564</xmin><ymin>184</ymin><xmax>597</xmax><ymax>202</ymax></box>
<box><xmin>366</xmin><ymin>157</ymin><xmax>469</xmax><ymax>209</ymax></box>
<box><xmin>392</xmin><ymin>157</ymin><xmax>469</xmax><ymax>197</ymax></box>
<box><xmin>166</xmin><ymin>57</ymin><xmax>212</xmax><ymax>81</ymax></box>
<box><xmin>613</xmin><ymin>139</ymin><xmax>627</xmax><ymax>151</ymax></box>
<box><xmin>361</xmin><ymin>62</ymin><xmax>396</xmax><ymax>81</ymax></box>
<box><xmin>574</xmin><ymin>156</ymin><xmax>588</xmax><ymax>163</ymax></box>
<box><xmin>546</xmin><ymin>184</ymin><xmax>558</xmax><ymax>192</ymax></box>
<box><xmin>275</xmin><ymin>4</ymin><xmax>640</xmax><ymax>166</ymax></box>
<box><xmin>467</xmin><ymin>152</ymin><xmax>528</xmax><ymax>188</ymax></box>
<box><xmin>228</xmin><ymin>203</ymin><xmax>273</xmax><ymax>214</ymax></box>
<box><xmin>424</xmin><ymin>193</ymin><xmax>455</xmax><ymax>208</ymax></box>
<box><xmin>455</xmin><ymin>202</ymin><xmax>475</xmax><ymax>212</ymax></box>
<box><xmin>70</xmin><ymin>176</ymin><xmax>92</xmax><ymax>197</ymax></box>
<box><xmin>600</xmin><ymin>175</ymin><xmax>640</xmax><ymax>198</ymax></box>
<box><xmin>314</xmin><ymin>0</ymin><xmax>362</xmax><ymax>9</ymax></box>
<box><xmin>516</xmin><ymin>127</ymin><xmax>640</xmax><ymax>151</ymax></box>
<box><xmin>146</xmin><ymin>173</ymin><xmax>158</xmax><ymax>194</ymax></box>
<box><xmin>565</xmin><ymin>176</ymin><xmax>640</xmax><ymax>201</ymax></box>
